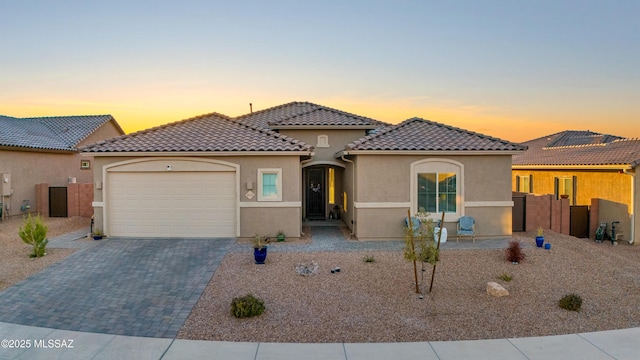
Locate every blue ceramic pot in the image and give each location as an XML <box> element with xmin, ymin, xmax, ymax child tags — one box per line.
<box><xmin>254</xmin><ymin>247</ymin><xmax>268</xmax><ymax>264</ymax></box>
<box><xmin>535</xmin><ymin>236</ymin><xmax>544</xmax><ymax>248</ymax></box>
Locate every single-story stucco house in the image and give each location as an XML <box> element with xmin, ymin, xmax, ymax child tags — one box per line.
<box><xmin>513</xmin><ymin>130</ymin><xmax>640</xmax><ymax>244</ymax></box>
<box><xmin>82</xmin><ymin>102</ymin><xmax>525</xmax><ymax>240</ymax></box>
<box><xmin>0</xmin><ymin>114</ymin><xmax>124</xmax><ymax>219</ymax></box>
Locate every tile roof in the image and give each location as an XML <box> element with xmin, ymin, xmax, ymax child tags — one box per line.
<box><xmin>0</xmin><ymin>114</ymin><xmax>117</xmax><ymax>151</ymax></box>
<box><xmin>235</xmin><ymin>101</ymin><xmax>388</xmax><ymax>129</ymax></box>
<box><xmin>81</xmin><ymin>112</ymin><xmax>313</xmax><ymax>153</ymax></box>
<box><xmin>344</xmin><ymin>117</ymin><xmax>526</xmax><ymax>152</ymax></box>
<box><xmin>513</xmin><ymin>130</ymin><xmax>640</xmax><ymax>167</ymax></box>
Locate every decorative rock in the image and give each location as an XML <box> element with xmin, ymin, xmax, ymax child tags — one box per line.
<box><xmin>295</xmin><ymin>260</ymin><xmax>319</xmax><ymax>276</ymax></box>
<box><xmin>487</xmin><ymin>282</ymin><xmax>509</xmax><ymax>297</ymax></box>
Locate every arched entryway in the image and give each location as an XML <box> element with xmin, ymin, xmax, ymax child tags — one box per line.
<box><xmin>303</xmin><ymin>164</ymin><xmax>344</xmax><ymax>220</ymax></box>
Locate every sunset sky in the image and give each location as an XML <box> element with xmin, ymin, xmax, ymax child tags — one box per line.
<box><xmin>1</xmin><ymin>1</ymin><xmax>638</xmax><ymax>142</ymax></box>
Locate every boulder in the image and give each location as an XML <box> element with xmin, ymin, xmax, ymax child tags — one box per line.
<box><xmin>487</xmin><ymin>282</ymin><xmax>509</xmax><ymax>297</ymax></box>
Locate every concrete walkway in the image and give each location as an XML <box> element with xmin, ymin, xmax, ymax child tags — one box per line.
<box><xmin>1</xmin><ymin>223</ymin><xmax>639</xmax><ymax>359</ymax></box>
<box><xmin>1</xmin><ymin>322</ymin><xmax>639</xmax><ymax>359</ymax></box>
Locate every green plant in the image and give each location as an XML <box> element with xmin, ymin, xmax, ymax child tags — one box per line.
<box><xmin>498</xmin><ymin>273</ymin><xmax>513</xmax><ymax>282</ymax></box>
<box><xmin>276</xmin><ymin>229</ymin><xmax>285</xmax><ymax>242</ymax></box>
<box><xmin>558</xmin><ymin>293</ymin><xmax>583</xmax><ymax>311</ymax></box>
<box><xmin>363</xmin><ymin>254</ymin><xmax>375</xmax><ymax>263</ymax></box>
<box><xmin>252</xmin><ymin>234</ymin><xmax>269</xmax><ymax>249</ymax></box>
<box><xmin>230</xmin><ymin>294</ymin><xmax>265</xmax><ymax>318</ymax></box>
<box><xmin>537</xmin><ymin>227</ymin><xmax>544</xmax><ymax>237</ymax></box>
<box><xmin>404</xmin><ymin>216</ymin><xmax>439</xmax><ymax>265</ymax></box>
<box><xmin>18</xmin><ymin>214</ymin><xmax>48</xmax><ymax>258</ymax></box>
<box><xmin>505</xmin><ymin>240</ymin><xmax>526</xmax><ymax>263</ymax></box>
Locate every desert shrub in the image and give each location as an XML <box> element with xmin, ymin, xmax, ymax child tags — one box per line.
<box><xmin>498</xmin><ymin>273</ymin><xmax>513</xmax><ymax>282</ymax></box>
<box><xmin>404</xmin><ymin>216</ymin><xmax>439</xmax><ymax>265</ymax></box>
<box><xmin>558</xmin><ymin>293</ymin><xmax>583</xmax><ymax>312</ymax></box>
<box><xmin>18</xmin><ymin>214</ymin><xmax>48</xmax><ymax>258</ymax></box>
<box><xmin>505</xmin><ymin>240</ymin><xmax>525</xmax><ymax>263</ymax></box>
<box><xmin>230</xmin><ymin>294</ymin><xmax>265</xmax><ymax>318</ymax></box>
<box><xmin>363</xmin><ymin>254</ymin><xmax>375</xmax><ymax>263</ymax></box>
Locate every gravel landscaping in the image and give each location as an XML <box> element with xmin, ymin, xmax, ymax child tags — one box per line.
<box><xmin>0</xmin><ymin>216</ymin><xmax>90</xmax><ymax>291</ymax></box>
<box><xmin>178</xmin><ymin>229</ymin><xmax>640</xmax><ymax>343</ymax></box>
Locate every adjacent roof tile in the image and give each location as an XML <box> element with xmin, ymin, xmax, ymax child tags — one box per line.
<box><xmin>236</xmin><ymin>101</ymin><xmax>388</xmax><ymax>129</ymax></box>
<box><xmin>513</xmin><ymin>130</ymin><xmax>640</xmax><ymax>166</ymax></box>
<box><xmin>345</xmin><ymin>117</ymin><xmax>526</xmax><ymax>152</ymax></box>
<box><xmin>81</xmin><ymin>112</ymin><xmax>313</xmax><ymax>153</ymax></box>
<box><xmin>0</xmin><ymin>114</ymin><xmax>116</xmax><ymax>151</ymax></box>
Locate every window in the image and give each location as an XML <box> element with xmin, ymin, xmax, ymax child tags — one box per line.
<box><xmin>555</xmin><ymin>176</ymin><xmax>576</xmax><ymax>204</ymax></box>
<box><xmin>411</xmin><ymin>159</ymin><xmax>463</xmax><ymax>221</ymax></box>
<box><xmin>258</xmin><ymin>168</ymin><xmax>282</xmax><ymax>201</ymax></box>
<box><xmin>417</xmin><ymin>173</ymin><xmax>457</xmax><ymax>213</ymax></box>
<box><xmin>328</xmin><ymin>168</ymin><xmax>335</xmax><ymax>203</ymax></box>
<box><xmin>516</xmin><ymin>175</ymin><xmax>533</xmax><ymax>193</ymax></box>
<box><xmin>317</xmin><ymin>135</ymin><xmax>329</xmax><ymax>148</ymax></box>
<box><xmin>81</xmin><ymin>160</ymin><xmax>91</xmax><ymax>170</ymax></box>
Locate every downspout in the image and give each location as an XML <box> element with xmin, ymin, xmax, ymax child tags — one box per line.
<box><xmin>624</xmin><ymin>168</ymin><xmax>635</xmax><ymax>244</ymax></box>
<box><xmin>341</xmin><ymin>155</ymin><xmax>355</xmax><ymax>237</ymax></box>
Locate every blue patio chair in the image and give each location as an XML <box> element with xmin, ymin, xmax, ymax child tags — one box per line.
<box><xmin>457</xmin><ymin>216</ymin><xmax>476</xmax><ymax>243</ymax></box>
<box><xmin>405</xmin><ymin>216</ymin><xmax>421</xmax><ymax>237</ymax></box>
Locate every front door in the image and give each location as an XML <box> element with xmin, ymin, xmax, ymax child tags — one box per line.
<box><xmin>306</xmin><ymin>167</ymin><xmax>325</xmax><ymax>219</ymax></box>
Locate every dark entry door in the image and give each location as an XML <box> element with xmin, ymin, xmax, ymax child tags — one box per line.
<box><xmin>306</xmin><ymin>168</ymin><xmax>325</xmax><ymax>219</ymax></box>
<box><xmin>49</xmin><ymin>187</ymin><xmax>68</xmax><ymax>217</ymax></box>
<box><xmin>512</xmin><ymin>195</ymin><xmax>526</xmax><ymax>232</ymax></box>
<box><xmin>570</xmin><ymin>205</ymin><xmax>589</xmax><ymax>238</ymax></box>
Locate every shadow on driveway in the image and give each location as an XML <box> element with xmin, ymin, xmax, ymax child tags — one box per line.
<box><xmin>0</xmin><ymin>238</ymin><xmax>233</xmax><ymax>338</ymax></box>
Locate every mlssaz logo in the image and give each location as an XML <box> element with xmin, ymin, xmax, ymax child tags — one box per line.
<box><xmin>34</xmin><ymin>339</ymin><xmax>74</xmax><ymax>349</ymax></box>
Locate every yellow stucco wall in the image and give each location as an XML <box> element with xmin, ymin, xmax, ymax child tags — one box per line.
<box><xmin>512</xmin><ymin>169</ymin><xmax>636</xmax><ymax>242</ymax></box>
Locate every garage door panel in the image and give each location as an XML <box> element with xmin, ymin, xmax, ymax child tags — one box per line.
<box><xmin>108</xmin><ymin>171</ymin><xmax>236</xmax><ymax>238</ymax></box>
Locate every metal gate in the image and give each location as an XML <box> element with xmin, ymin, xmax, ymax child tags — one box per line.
<box><xmin>570</xmin><ymin>205</ymin><xmax>589</xmax><ymax>238</ymax></box>
<box><xmin>512</xmin><ymin>194</ymin><xmax>526</xmax><ymax>232</ymax></box>
<box><xmin>49</xmin><ymin>187</ymin><xmax>68</xmax><ymax>217</ymax></box>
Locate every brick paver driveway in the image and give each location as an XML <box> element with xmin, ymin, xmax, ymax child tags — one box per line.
<box><xmin>0</xmin><ymin>238</ymin><xmax>232</xmax><ymax>338</ymax></box>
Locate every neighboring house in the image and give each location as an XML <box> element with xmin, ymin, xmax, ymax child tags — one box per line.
<box><xmin>82</xmin><ymin>102</ymin><xmax>525</xmax><ymax>240</ymax></box>
<box><xmin>0</xmin><ymin>114</ymin><xmax>125</xmax><ymax>219</ymax></box>
<box><xmin>512</xmin><ymin>130</ymin><xmax>640</xmax><ymax>244</ymax></box>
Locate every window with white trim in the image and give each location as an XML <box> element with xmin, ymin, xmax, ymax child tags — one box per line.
<box><xmin>411</xmin><ymin>159</ymin><xmax>463</xmax><ymax>221</ymax></box>
<box><xmin>417</xmin><ymin>172</ymin><xmax>457</xmax><ymax>213</ymax></box>
<box><xmin>258</xmin><ymin>168</ymin><xmax>282</xmax><ymax>201</ymax></box>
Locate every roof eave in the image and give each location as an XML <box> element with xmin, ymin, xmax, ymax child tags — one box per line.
<box><xmin>83</xmin><ymin>150</ymin><xmax>314</xmax><ymax>157</ymax></box>
<box><xmin>339</xmin><ymin>150</ymin><xmax>526</xmax><ymax>156</ymax></box>
<box><xmin>512</xmin><ymin>164</ymin><xmax>633</xmax><ymax>170</ymax></box>
<box><xmin>270</xmin><ymin>125</ymin><xmax>378</xmax><ymax>130</ymax></box>
<box><xmin>1</xmin><ymin>145</ymin><xmax>76</xmax><ymax>154</ymax></box>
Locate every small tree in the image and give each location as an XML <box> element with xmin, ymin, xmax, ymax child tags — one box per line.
<box><xmin>404</xmin><ymin>215</ymin><xmax>439</xmax><ymax>265</ymax></box>
<box><xmin>18</xmin><ymin>214</ymin><xmax>48</xmax><ymax>258</ymax></box>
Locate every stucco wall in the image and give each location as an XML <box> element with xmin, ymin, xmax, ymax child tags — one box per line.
<box><xmin>0</xmin><ymin>150</ymin><xmax>92</xmax><ymax>218</ymax></box>
<box><xmin>352</xmin><ymin>154</ymin><xmax>514</xmax><ymax>240</ymax></box>
<box><xmin>279</xmin><ymin>129</ymin><xmax>368</xmax><ymax>163</ymax></box>
<box><xmin>513</xmin><ymin>169</ymin><xmax>636</xmax><ymax>242</ymax></box>
<box><xmin>512</xmin><ymin>170</ymin><xmax>633</xmax><ymax>206</ymax></box>
<box><xmin>91</xmin><ymin>155</ymin><xmax>303</xmax><ymax>238</ymax></box>
<box><xmin>0</xmin><ymin>121</ymin><xmax>122</xmax><ymax>219</ymax></box>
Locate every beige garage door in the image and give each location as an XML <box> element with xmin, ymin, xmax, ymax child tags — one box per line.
<box><xmin>108</xmin><ymin>171</ymin><xmax>236</xmax><ymax>237</ymax></box>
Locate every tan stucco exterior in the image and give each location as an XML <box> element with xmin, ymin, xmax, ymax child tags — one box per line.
<box><xmin>349</xmin><ymin>154</ymin><xmax>514</xmax><ymax>240</ymax></box>
<box><xmin>89</xmin><ymin>129</ymin><xmax>517</xmax><ymax>241</ymax></box>
<box><xmin>512</xmin><ymin>169</ymin><xmax>636</xmax><ymax>243</ymax></box>
<box><xmin>0</xmin><ymin>120</ymin><xmax>122</xmax><ymax>219</ymax></box>
<box><xmin>91</xmin><ymin>155</ymin><xmax>304</xmax><ymax>239</ymax></box>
